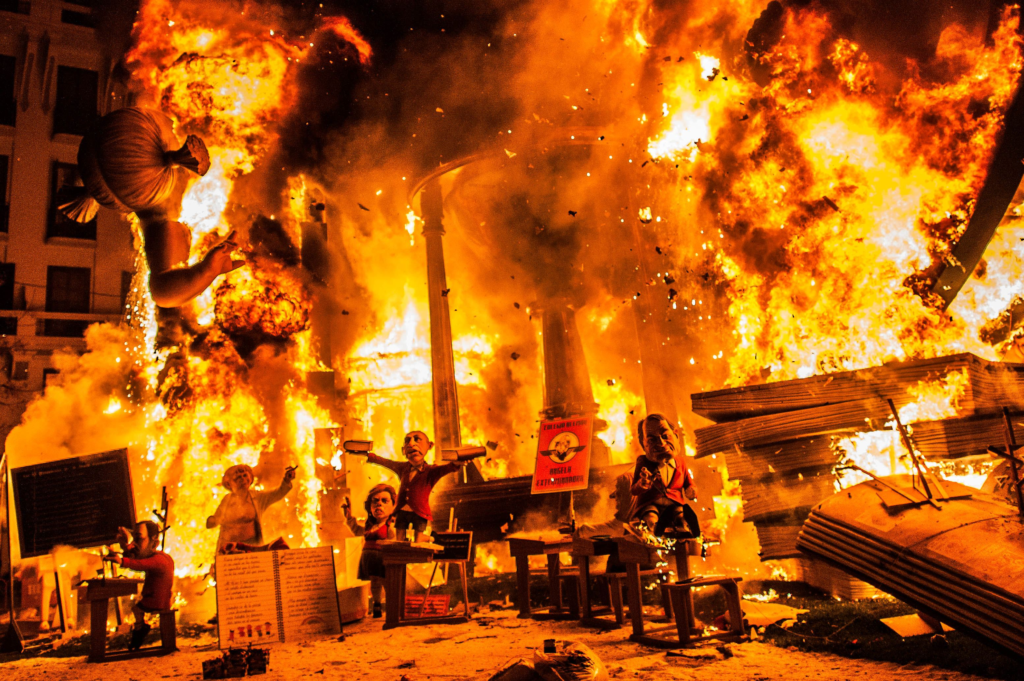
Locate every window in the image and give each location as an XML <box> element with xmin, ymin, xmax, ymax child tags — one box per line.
<box><xmin>0</xmin><ymin>155</ymin><xmax>8</xmax><ymax>233</ymax></box>
<box><xmin>52</xmin><ymin>66</ymin><xmax>97</xmax><ymax>137</ymax></box>
<box><xmin>42</xmin><ymin>368</ymin><xmax>61</xmax><ymax>388</ymax></box>
<box><xmin>61</xmin><ymin>9</ymin><xmax>93</xmax><ymax>27</ymax></box>
<box><xmin>48</xmin><ymin>162</ymin><xmax>96</xmax><ymax>240</ymax></box>
<box><xmin>0</xmin><ymin>263</ymin><xmax>16</xmax><ymax>336</ymax></box>
<box><xmin>0</xmin><ymin>55</ymin><xmax>14</xmax><ymax>127</ymax></box>
<box><xmin>44</xmin><ymin>266</ymin><xmax>90</xmax><ymax>337</ymax></box>
<box><xmin>0</xmin><ymin>1</ymin><xmax>30</xmax><ymax>16</ymax></box>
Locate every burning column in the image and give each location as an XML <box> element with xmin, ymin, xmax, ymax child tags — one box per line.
<box><xmin>537</xmin><ymin>301</ymin><xmax>610</xmax><ymax>468</ymax></box>
<box><xmin>419</xmin><ymin>180</ymin><xmax>483</xmax><ymax>484</ymax></box>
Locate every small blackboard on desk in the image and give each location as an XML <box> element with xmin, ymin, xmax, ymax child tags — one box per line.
<box><xmin>12</xmin><ymin>449</ymin><xmax>136</xmax><ymax>558</ymax></box>
<box><xmin>431</xmin><ymin>531</ymin><xmax>472</xmax><ymax>561</ymax></box>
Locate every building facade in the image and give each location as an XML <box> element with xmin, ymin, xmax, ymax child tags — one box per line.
<box><xmin>0</xmin><ymin>0</ymin><xmax>134</xmax><ymax>437</ymax></box>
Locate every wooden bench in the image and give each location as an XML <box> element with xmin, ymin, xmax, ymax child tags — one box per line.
<box><xmin>381</xmin><ymin>543</ymin><xmax>471</xmax><ymax>630</ymax></box>
<box><xmin>85</xmin><ymin>575</ymin><xmax>177</xmax><ymax>663</ymax></box>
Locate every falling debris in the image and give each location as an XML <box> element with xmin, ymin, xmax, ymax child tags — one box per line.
<box><xmin>357</xmin><ymin>203</ymin><xmax>370</xmax><ymax>211</ymax></box>
<box><xmin>511</xmin><ymin>352</ymin><xmax>520</xmax><ymax>360</ymax></box>
<box><xmin>823</xmin><ymin>196</ymin><xmax>840</xmax><ymax>212</ymax></box>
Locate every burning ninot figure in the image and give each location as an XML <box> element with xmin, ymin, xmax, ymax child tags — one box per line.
<box><xmin>630</xmin><ymin>413</ymin><xmax>700</xmax><ymax>538</ymax></box>
<box><xmin>207</xmin><ymin>464</ymin><xmax>296</xmax><ymax>554</ymax></box>
<box><xmin>342</xmin><ymin>483</ymin><xmax>397</xmax><ymax>618</ymax></box>
<box><xmin>352</xmin><ymin>431</ymin><xmax>465</xmax><ymax>540</ymax></box>
<box><xmin>104</xmin><ymin>521</ymin><xmax>175</xmax><ymax>651</ymax></box>
<box><xmin>58</xmin><ymin>107</ymin><xmax>243</xmax><ymax>308</ymax></box>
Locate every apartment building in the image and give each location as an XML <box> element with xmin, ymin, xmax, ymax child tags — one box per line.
<box><xmin>0</xmin><ymin>0</ymin><xmax>134</xmax><ymax>433</ymax></box>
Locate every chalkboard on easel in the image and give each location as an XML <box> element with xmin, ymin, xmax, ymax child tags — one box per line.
<box><xmin>431</xmin><ymin>531</ymin><xmax>472</xmax><ymax>561</ymax></box>
<box><xmin>12</xmin><ymin>449</ymin><xmax>136</xmax><ymax>558</ymax></box>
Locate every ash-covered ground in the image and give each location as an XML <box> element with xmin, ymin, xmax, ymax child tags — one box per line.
<box><xmin>0</xmin><ymin>609</ymin><xmax>1006</xmax><ymax>681</ymax></box>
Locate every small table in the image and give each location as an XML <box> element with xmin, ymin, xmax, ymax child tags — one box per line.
<box><xmin>381</xmin><ymin>543</ymin><xmax>470</xmax><ymax>630</ymax></box>
<box><xmin>85</xmin><ymin>578</ymin><xmax>143</xmax><ymax>662</ymax></box>
<box><xmin>613</xmin><ymin>537</ymin><xmax>701</xmax><ymax>647</ymax></box>
<box><xmin>571</xmin><ymin>536</ymin><xmax>620</xmax><ymax>627</ymax></box>
<box><xmin>507</xmin><ymin>537</ymin><xmax>576</xmax><ymax>620</ymax></box>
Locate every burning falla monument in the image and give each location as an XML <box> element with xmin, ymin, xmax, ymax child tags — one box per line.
<box><xmin>5</xmin><ymin>0</ymin><xmax>1024</xmax><ymax>651</ymax></box>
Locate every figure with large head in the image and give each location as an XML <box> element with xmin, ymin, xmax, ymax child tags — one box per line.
<box><xmin>630</xmin><ymin>413</ymin><xmax>700</xmax><ymax>538</ymax></box>
<box><xmin>59</xmin><ymin>107</ymin><xmax>243</xmax><ymax>307</ymax></box>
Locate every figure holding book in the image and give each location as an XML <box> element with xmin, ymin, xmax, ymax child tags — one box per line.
<box><xmin>207</xmin><ymin>463</ymin><xmax>295</xmax><ymax>554</ymax></box>
<box><xmin>351</xmin><ymin>431</ymin><xmax>465</xmax><ymax>540</ymax></box>
<box><xmin>342</xmin><ymin>483</ymin><xmax>397</xmax><ymax>618</ymax></box>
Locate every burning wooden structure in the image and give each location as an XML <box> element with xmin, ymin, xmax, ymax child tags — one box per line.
<box><xmin>692</xmin><ymin>353</ymin><xmax>1024</xmax><ymax>596</ymax></box>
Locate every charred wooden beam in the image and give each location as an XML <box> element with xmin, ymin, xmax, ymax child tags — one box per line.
<box><xmin>931</xmin><ymin>78</ymin><xmax>1024</xmax><ymax>309</ymax></box>
<box><xmin>432</xmin><ymin>465</ymin><xmax>630</xmax><ymax>544</ymax></box>
<box><xmin>691</xmin><ymin>353</ymin><xmax>1024</xmax><ymax>424</ymax></box>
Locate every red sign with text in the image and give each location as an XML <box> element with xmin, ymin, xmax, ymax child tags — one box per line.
<box><xmin>531</xmin><ymin>416</ymin><xmax>592</xmax><ymax>494</ymax></box>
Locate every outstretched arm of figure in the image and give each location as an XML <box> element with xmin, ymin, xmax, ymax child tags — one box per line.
<box><xmin>142</xmin><ymin>218</ymin><xmax>244</xmax><ymax>308</ymax></box>
<box><xmin>361</xmin><ymin>451</ymin><xmax>406</xmax><ymax>476</ymax></box>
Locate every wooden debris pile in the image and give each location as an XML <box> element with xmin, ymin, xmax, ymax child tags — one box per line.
<box><xmin>797</xmin><ymin>475</ymin><xmax>1024</xmax><ymax>657</ymax></box>
<box><xmin>690</xmin><ymin>353</ymin><xmax>1024</xmax><ymax>563</ymax></box>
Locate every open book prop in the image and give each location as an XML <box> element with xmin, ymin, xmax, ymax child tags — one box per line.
<box><xmin>215</xmin><ymin>546</ymin><xmax>342</xmax><ymax>647</ymax></box>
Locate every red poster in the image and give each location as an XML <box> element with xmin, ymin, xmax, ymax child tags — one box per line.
<box><xmin>531</xmin><ymin>417</ymin><xmax>592</xmax><ymax>494</ymax></box>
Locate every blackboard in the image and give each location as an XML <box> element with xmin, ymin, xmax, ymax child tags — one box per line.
<box><xmin>431</xmin><ymin>531</ymin><xmax>472</xmax><ymax>561</ymax></box>
<box><xmin>12</xmin><ymin>449</ymin><xmax>136</xmax><ymax>558</ymax></box>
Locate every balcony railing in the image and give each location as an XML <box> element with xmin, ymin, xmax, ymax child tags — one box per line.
<box><xmin>0</xmin><ymin>309</ymin><xmax>123</xmax><ymax>340</ymax></box>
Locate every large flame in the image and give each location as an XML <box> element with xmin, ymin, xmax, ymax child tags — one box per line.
<box><xmin>8</xmin><ymin>0</ymin><xmax>1024</xmax><ymax>596</ymax></box>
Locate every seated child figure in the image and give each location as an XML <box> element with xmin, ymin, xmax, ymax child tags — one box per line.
<box><xmin>104</xmin><ymin>521</ymin><xmax>175</xmax><ymax>650</ymax></box>
<box><xmin>342</xmin><ymin>484</ymin><xmax>397</xmax><ymax>618</ymax></box>
<box><xmin>356</xmin><ymin>430</ymin><xmax>465</xmax><ymax>540</ymax></box>
<box><xmin>631</xmin><ymin>413</ymin><xmax>701</xmax><ymax>538</ymax></box>
<box><xmin>207</xmin><ymin>464</ymin><xmax>295</xmax><ymax>554</ymax></box>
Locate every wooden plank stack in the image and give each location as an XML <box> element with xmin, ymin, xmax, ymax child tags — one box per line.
<box><xmin>797</xmin><ymin>476</ymin><xmax>1024</xmax><ymax>657</ymax></box>
<box><xmin>690</xmin><ymin>353</ymin><xmax>1024</xmax><ymax>591</ymax></box>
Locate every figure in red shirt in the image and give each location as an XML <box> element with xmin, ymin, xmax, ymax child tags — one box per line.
<box><xmin>342</xmin><ymin>483</ymin><xmax>397</xmax><ymax>618</ymax></box>
<box><xmin>352</xmin><ymin>430</ymin><xmax>465</xmax><ymax>541</ymax></box>
<box><xmin>104</xmin><ymin>520</ymin><xmax>175</xmax><ymax>651</ymax></box>
<box><xmin>630</xmin><ymin>413</ymin><xmax>700</xmax><ymax>538</ymax></box>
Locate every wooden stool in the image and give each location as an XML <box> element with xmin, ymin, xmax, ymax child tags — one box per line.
<box><xmin>646</xmin><ymin>577</ymin><xmax>745</xmax><ymax>648</ymax></box>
